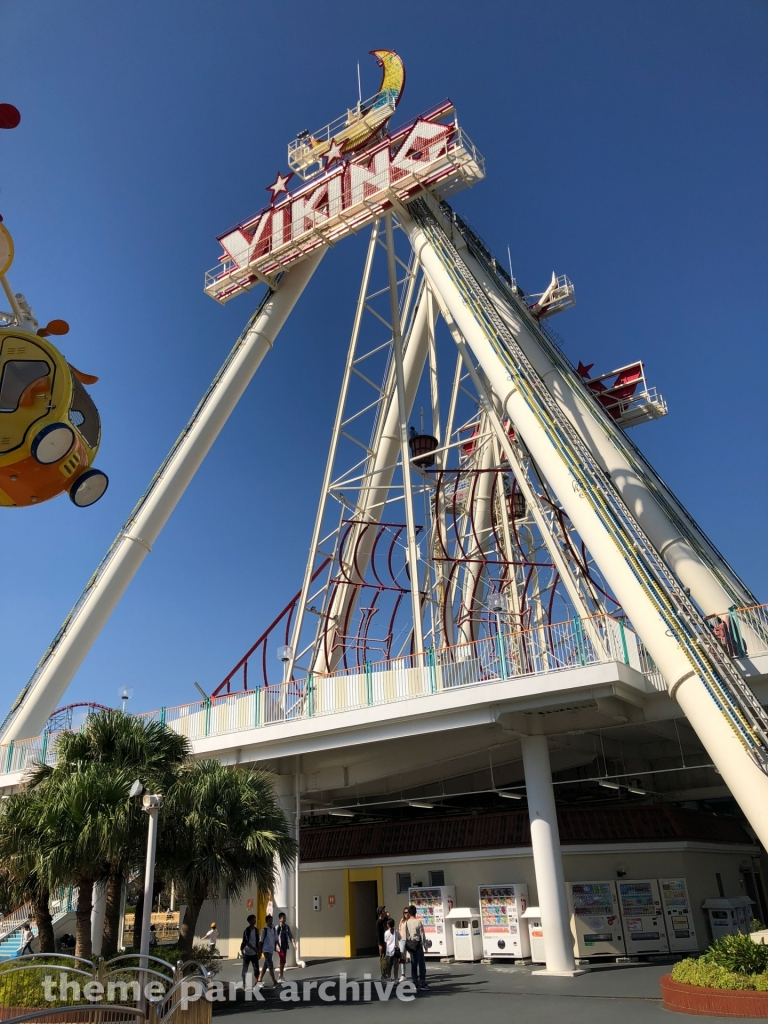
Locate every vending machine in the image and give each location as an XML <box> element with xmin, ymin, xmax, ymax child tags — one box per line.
<box><xmin>567</xmin><ymin>881</ymin><xmax>626</xmax><ymax>957</ymax></box>
<box><xmin>408</xmin><ymin>886</ymin><xmax>456</xmax><ymax>957</ymax></box>
<box><xmin>477</xmin><ymin>884</ymin><xmax>530</xmax><ymax>959</ymax></box>
<box><xmin>616</xmin><ymin>879</ymin><xmax>669</xmax><ymax>954</ymax></box>
<box><xmin>658</xmin><ymin>878</ymin><xmax>699</xmax><ymax>953</ymax></box>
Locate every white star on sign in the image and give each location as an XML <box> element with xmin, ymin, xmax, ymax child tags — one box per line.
<box><xmin>267</xmin><ymin>170</ymin><xmax>293</xmax><ymax>200</ymax></box>
<box><xmin>324</xmin><ymin>139</ymin><xmax>345</xmax><ymax>165</ymax></box>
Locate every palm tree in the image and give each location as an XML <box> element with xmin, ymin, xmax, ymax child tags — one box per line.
<box><xmin>163</xmin><ymin>760</ymin><xmax>296</xmax><ymax>954</ymax></box>
<box><xmin>0</xmin><ymin>791</ymin><xmax>56</xmax><ymax>953</ymax></box>
<box><xmin>27</xmin><ymin>711</ymin><xmax>190</xmax><ymax>956</ymax></box>
<box><xmin>29</xmin><ymin>762</ymin><xmax>136</xmax><ymax>957</ymax></box>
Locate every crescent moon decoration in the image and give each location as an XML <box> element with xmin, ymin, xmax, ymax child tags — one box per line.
<box><xmin>0</xmin><ymin>223</ymin><xmax>14</xmax><ymax>277</ymax></box>
<box><xmin>310</xmin><ymin>50</ymin><xmax>405</xmax><ymax>164</ymax></box>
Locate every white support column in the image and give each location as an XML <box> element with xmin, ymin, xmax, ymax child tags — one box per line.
<box><xmin>273</xmin><ymin>773</ymin><xmax>300</xmax><ymax>968</ymax></box>
<box><xmin>520</xmin><ymin>735</ymin><xmax>584</xmax><ymax>977</ymax></box>
<box><xmin>90</xmin><ymin>880</ymin><xmax>107</xmax><ymax>957</ymax></box>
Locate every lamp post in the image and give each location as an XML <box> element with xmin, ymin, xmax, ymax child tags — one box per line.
<box><xmin>488</xmin><ymin>593</ymin><xmax>508</xmax><ymax>678</ymax></box>
<box><xmin>129</xmin><ymin>780</ymin><xmax>163</xmax><ymax>1006</ymax></box>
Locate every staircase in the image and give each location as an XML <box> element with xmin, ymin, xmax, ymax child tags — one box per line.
<box><xmin>0</xmin><ymin>886</ymin><xmax>77</xmax><ymax>959</ymax></box>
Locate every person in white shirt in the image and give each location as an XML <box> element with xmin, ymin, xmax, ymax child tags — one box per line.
<box><xmin>19</xmin><ymin>923</ymin><xmax>35</xmax><ymax>956</ymax></box>
<box><xmin>384</xmin><ymin>918</ymin><xmax>401</xmax><ymax>979</ymax></box>
<box><xmin>202</xmin><ymin>923</ymin><xmax>218</xmax><ymax>954</ymax></box>
<box><xmin>257</xmin><ymin>914</ymin><xmax>279</xmax><ymax>987</ymax></box>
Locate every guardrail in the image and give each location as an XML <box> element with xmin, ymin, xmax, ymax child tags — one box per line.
<box><xmin>0</xmin><ymin>614</ymin><xmax>660</xmax><ymax>776</ymax></box>
<box><xmin>706</xmin><ymin>603</ymin><xmax>768</xmax><ymax>659</ymax></box>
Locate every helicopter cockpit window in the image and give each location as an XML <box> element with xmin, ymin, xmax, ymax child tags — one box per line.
<box><xmin>0</xmin><ymin>360</ymin><xmax>50</xmax><ymax>412</ymax></box>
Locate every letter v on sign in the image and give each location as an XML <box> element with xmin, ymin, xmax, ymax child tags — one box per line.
<box><xmin>219</xmin><ymin>210</ymin><xmax>272</xmax><ymax>269</ymax></box>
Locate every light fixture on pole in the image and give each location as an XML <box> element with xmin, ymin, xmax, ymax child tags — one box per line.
<box><xmin>497</xmin><ymin>790</ymin><xmax>524</xmax><ymax>800</ymax></box>
<box><xmin>408</xmin><ymin>801</ymin><xmax>434</xmax><ymax>810</ymax></box>
<box><xmin>130</xmin><ymin>779</ymin><xmax>163</xmax><ymax>1007</ymax></box>
<box><xmin>328</xmin><ymin>809</ymin><xmax>355</xmax><ymax>818</ymax></box>
<box><xmin>277</xmin><ymin>645</ymin><xmax>293</xmax><ymax>684</ymax></box>
<box><xmin>118</xmin><ymin>686</ymin><xmax>133</xmax><ymax>714</ymax></box>
<box><xmin>598</xmin><ymin>780</ymin><xmax>621</xmax><ymax>791</ymax></box>
<box><xmin>627</xmin><ymin>785</ymin><xmax>647</xmax><ymax>796</ymax></box>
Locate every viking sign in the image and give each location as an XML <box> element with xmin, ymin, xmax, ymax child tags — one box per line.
<box><xmin>205</xmin><ymin>103</ymin><xmax>484</xmax><ymax>304</ymax></box>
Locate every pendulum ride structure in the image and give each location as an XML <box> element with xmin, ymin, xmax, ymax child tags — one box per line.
<box><xmin>2</xmin><ymin>52</ymin><xmax>767</xmax><ymax>854</ymax></box>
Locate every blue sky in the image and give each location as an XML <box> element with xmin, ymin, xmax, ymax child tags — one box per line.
<box><xmin>2</xmin><ymin>0</ymin><xmax>766</xmax><ymax>720</ymax></box>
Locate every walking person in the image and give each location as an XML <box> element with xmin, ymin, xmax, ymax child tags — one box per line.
<box><xmin>398</xmin><ymin>906</ymin><xmax>410</xmax><ymax>979</ymax></box>
<box><xmin>18</xmin><ymin>923</ymin><xmax>34</xmax><ymax>956</ymax></box>
<box><xmin>384</xmin><ymin>918</ymin><xmax>401</xmax><ymax>980</ymax></box>
<box><xmin>405</xmin><ymin>904</ymin><xmax>429</xmax><ymax>991</ymax></box>
<box><xmin>240</xmin><ymin>914</ymin><xmax>260</xmax><ymax>989</ymax></box>
<box><xmin>202</xmin><ymin>922</ymin><xmax>218</xmax><ymax>954</ymax></box>
<box><xmin>275</xmin><ymin>912</ymin><xmax>297</xmax><ymax>982</ymax></box>
<box><xmin>258</xmin><ymin>914</ymin><xmax>279</xmax><ymax>988</ymax></box>
<box><xmin>375</xmin><ymin>906</ymin><xmax>389</xmax><ymax>981</ymax></box>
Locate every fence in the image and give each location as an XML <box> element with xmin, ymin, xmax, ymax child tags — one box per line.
<box><xmin>0</xmin><ymin>953</ymin><xmax>211</xmax><ymax>1024</ymax></box>
<box><xmin>706</xmin><ymin>603</ymin><xmax>768</xmax><ymax>660</ymax></box>
<box><xmin>0</xmin><ymin>613</ymin><xmax>660</xmax><ymax>776</ymax></box>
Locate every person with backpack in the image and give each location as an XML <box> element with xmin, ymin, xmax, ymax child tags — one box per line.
<box><xmin>240</xmin><ymin>914</ymin><xmax>260</xmax><ymax>988</ymax></box>
<box><xmin>375</xmin><ymin>905</ymin><xmax>389</xmax><ymax>981</ymax></box>
<box><xmin>257</xmin><ymin>914</ymin><xmax>279</xmax><ymax>988</ymax></box>
<box><xmin>275</xmin><ymin>913</ymin><xmax>297</xmax><ymax>982</ymax></box>
<box><xmin>404</xmin><ymin>904</ymin><xmax>429</xmax><ymax>990</ymax></box>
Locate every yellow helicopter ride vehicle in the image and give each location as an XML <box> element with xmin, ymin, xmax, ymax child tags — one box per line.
<box><xmin>0</xmin><ymin>220</ymin><xmax>107</xmax><ymax>508</ymax></box>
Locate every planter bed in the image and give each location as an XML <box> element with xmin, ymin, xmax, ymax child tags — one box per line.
<box><xmin>662</xmin><ymin>974</ymin><xmax>768</xmax><ymax>1018</ymax></box>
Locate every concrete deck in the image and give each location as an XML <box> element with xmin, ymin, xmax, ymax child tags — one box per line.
<box><xmin>210</xmin><ymin>954</ymin><xmax>746</xmax><ymax>1023</ymax></box>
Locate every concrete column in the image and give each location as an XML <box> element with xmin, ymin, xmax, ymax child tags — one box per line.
<box><xmin>521</xmin><ymin>735</ymin><xmax>585</xmax><ymax>977</ymax></box>
<box><xmin>273</xmin><ymin>770</ymin><xmax>303</xmax><ymax>967</ymax></box>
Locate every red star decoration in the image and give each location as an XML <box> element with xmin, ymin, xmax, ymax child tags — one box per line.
<box><xmin>576</xmin><ymin>361</ymin><xmax>594</xmax><ymax>379</ymax></box>
<box><xmin>267</xmin><ymin>170</ymin><xmax>293</xmax><ymax>201</ymax></box>
<box><xmin>324</xmin><ymin>139</ymin><xmax>345</xmax><ymax>166</ymax></box>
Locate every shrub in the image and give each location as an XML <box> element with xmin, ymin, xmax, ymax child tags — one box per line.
<box><xmin>700</xmin><ymin>933</ymin><xmax>768</xmax><ymax>975</ymax></box>
<box><xmin>671</xmin><ymin>958</ymin><xmax>768</xmax><ymax>991</ymax></box>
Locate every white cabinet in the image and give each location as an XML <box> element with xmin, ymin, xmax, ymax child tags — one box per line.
<box><xmin>447</xmin><ymin>907</ymin><xmax>483</xmax><ymax>962</ymax></box>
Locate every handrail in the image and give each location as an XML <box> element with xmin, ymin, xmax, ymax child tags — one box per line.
<box><xmin>0</xmin><ymin>612</ymin><xmax>657</xmax><ymax>768</ymax></box>
<box><xmin>0</xmin><ymin>1008</ymin><xmax>145</xmax><ymax>1024</ymax></box>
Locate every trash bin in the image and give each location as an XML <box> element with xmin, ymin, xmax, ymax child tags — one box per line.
<box><xmin>702</xmin><ymin>897</ymin><xmax>755</xmax><ymax>941</ymax></box>
<box><xmin>522</xmin><ymin>906</ymin><xmax>545</xmax><ymax>964</ymax></box>
<box><xmin>446</xmin><ymin>907</ymin><xmax>483</xmax><ymax>962</ymax></box>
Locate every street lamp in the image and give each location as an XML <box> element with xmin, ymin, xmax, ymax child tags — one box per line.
<box><xmin>130</xmin><ymin>780</ymin><xmax>163</xmax><ymax>1004</ymax></box>
<box><xmin>277</xmin><ymin>645</ymin><xmax>293</xmax><ymax>684</ymax></box>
